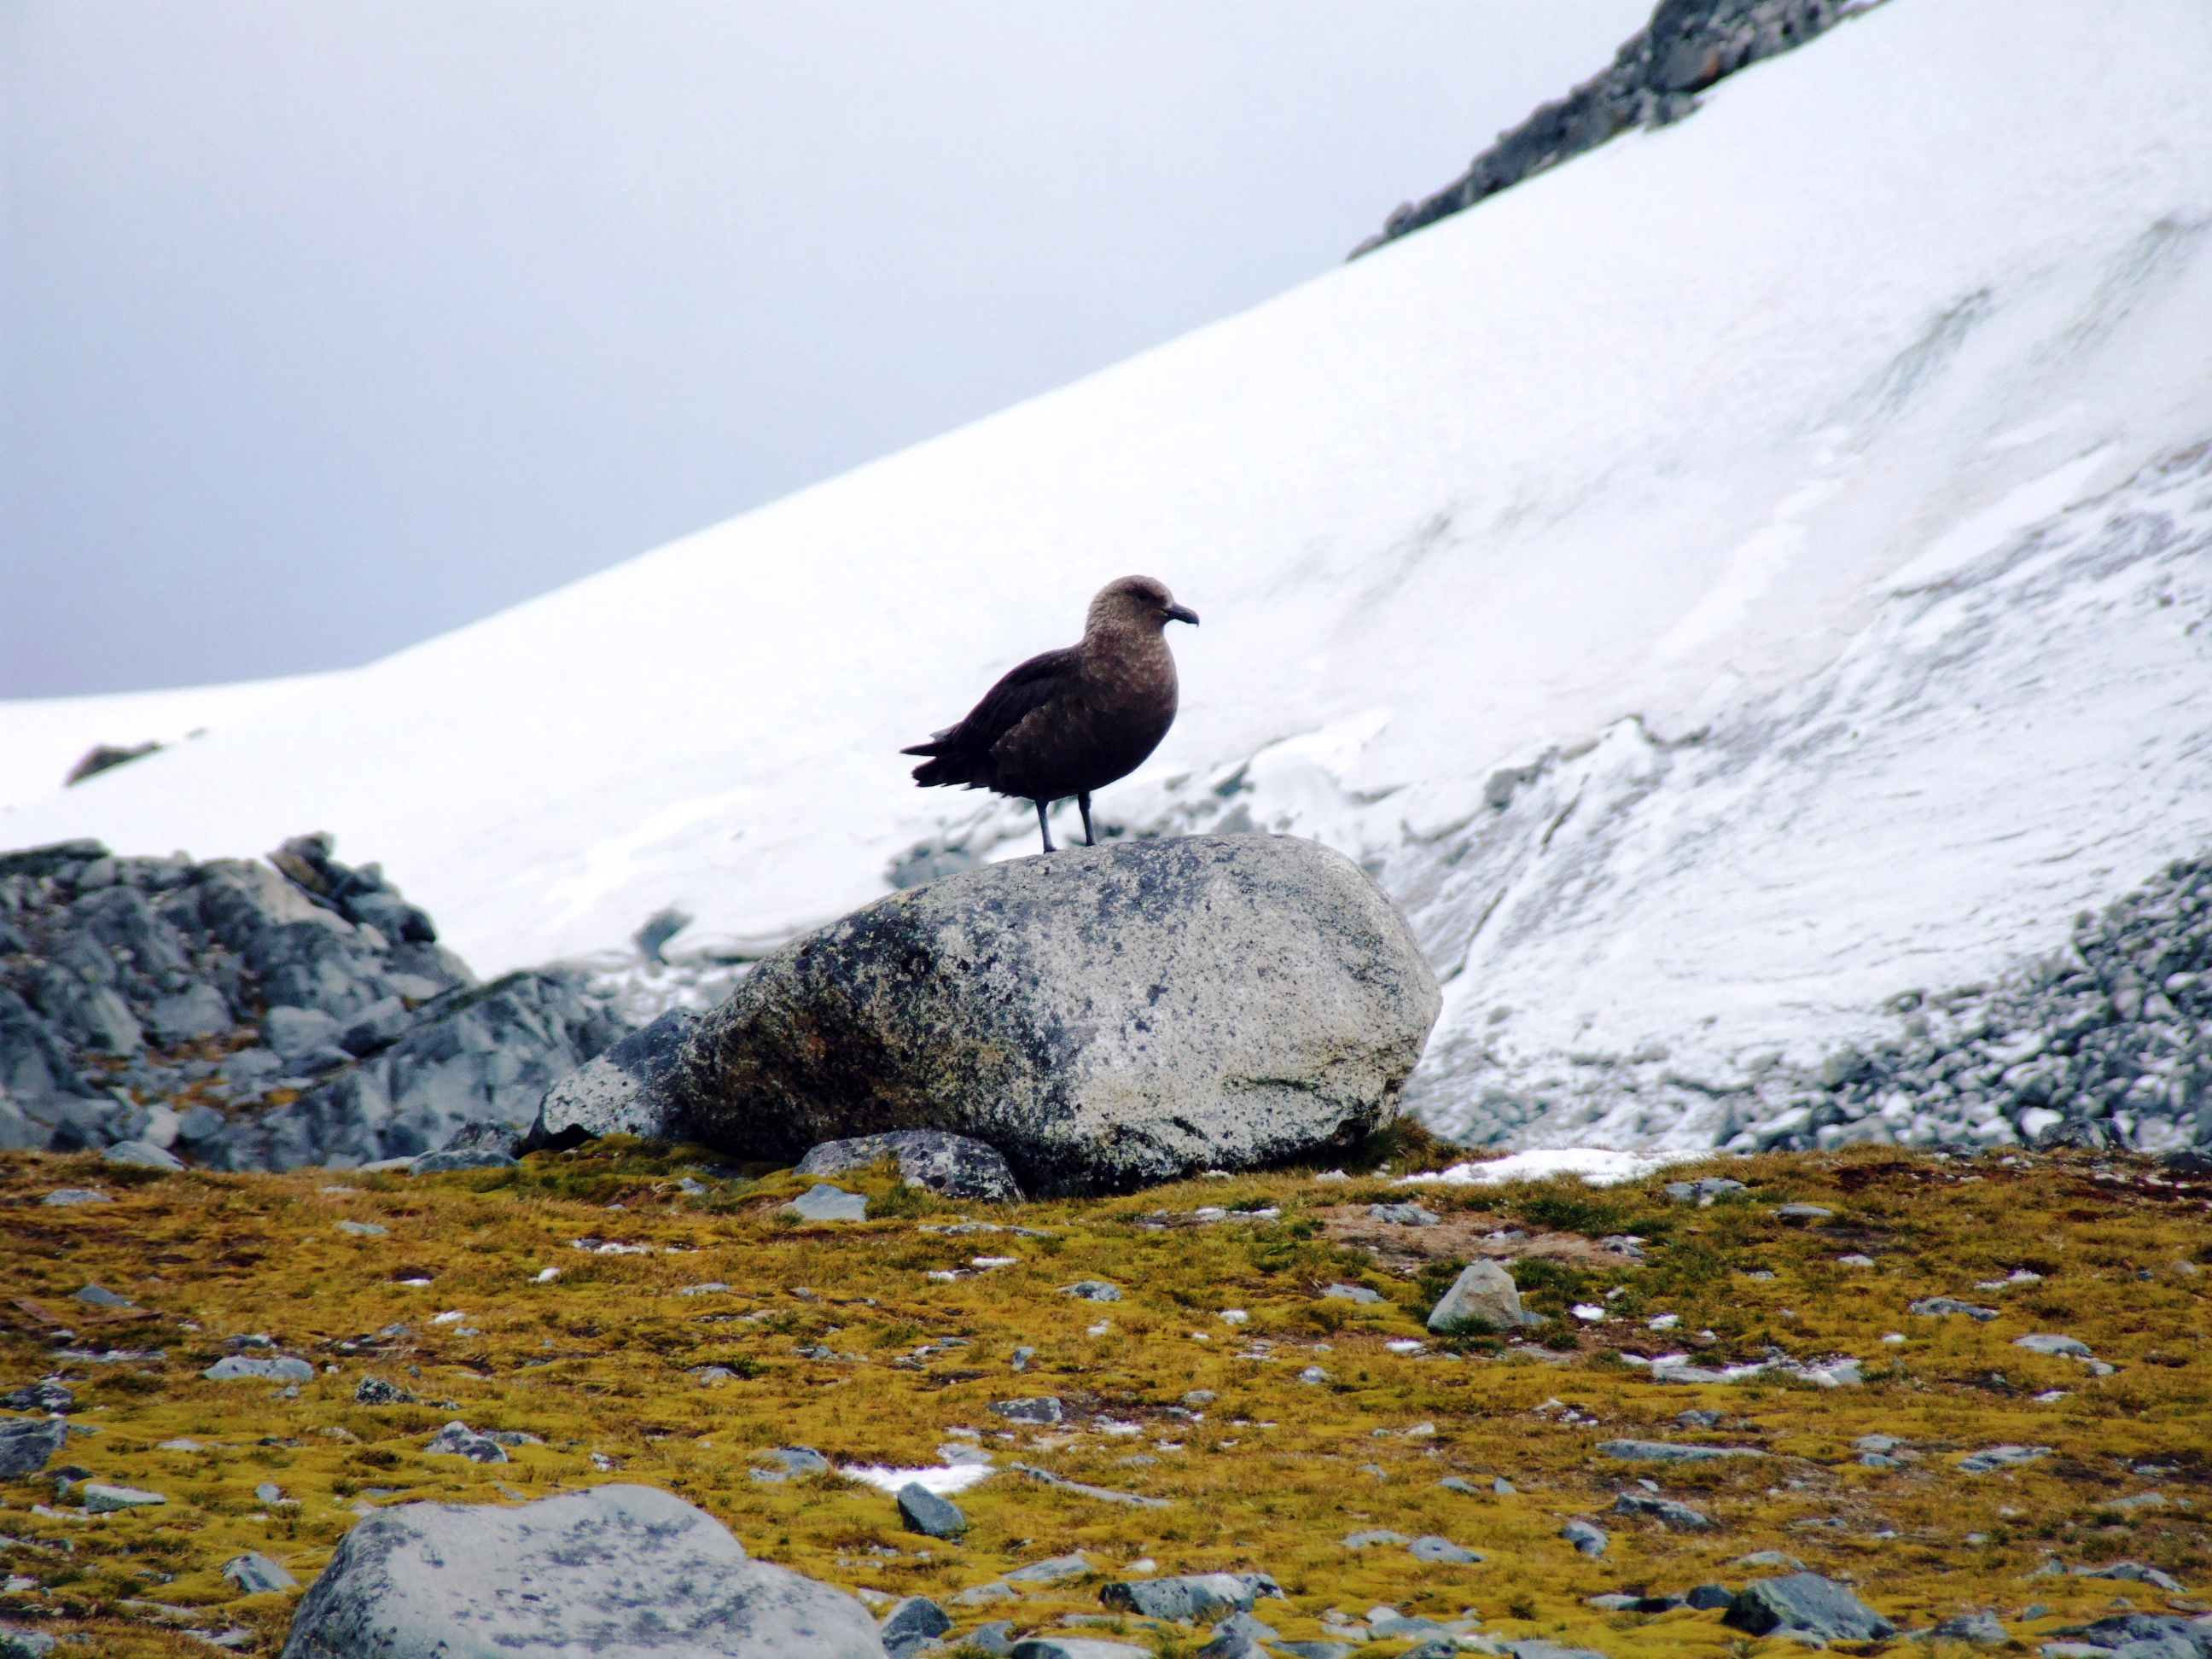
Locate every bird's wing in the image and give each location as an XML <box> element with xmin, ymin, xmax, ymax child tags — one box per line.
<box><xmin>907</xmin><ymin>646</ymin><xmax>1079</xmax><ymax>758</ymax></box>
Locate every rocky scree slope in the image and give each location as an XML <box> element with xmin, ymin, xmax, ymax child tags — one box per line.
<box><xmin>1352</xmin><ymin>0</ymin><xmax>1873</xmax><ymax>255</ymax></box>
<box><xmin>0</xmin><ymin>836</ymin><xmax>628</xmax><ymax>1173</ymax></box>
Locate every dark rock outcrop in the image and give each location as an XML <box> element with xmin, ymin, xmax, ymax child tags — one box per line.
<box><xmin>667</xmin><ymin>834</ymin><xmax>1441</xmax><ymax>1195</ymax></box>
<box><xmin>526</xmin><ymin>1008</ymin><xmax>698</xmax><ymax>1149</ymax></box>
<box><xmin>0</xmin><ymin>836</ymin><xmax>630</xmax><ymax>1173</ymax></box>
<box><xmin>1353</xmin><ymin>0</ymin><xmax>1874</xmax><ymax>257</ymax></box>
<box><xmin>278</xmin><ymin>1483</ymin><xmax>887</xmax><ymax>1658</ymax></box>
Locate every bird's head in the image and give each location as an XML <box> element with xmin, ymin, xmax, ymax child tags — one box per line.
<box><xmin>1089</xmin><ymin>574</ymin><xmax>1199</xmax><ymax>636</ymax></box>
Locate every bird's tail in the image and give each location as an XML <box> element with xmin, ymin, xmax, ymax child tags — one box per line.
<box><xmin>901</xmin><ymin>731</ymin><xmax>969</xmax><ymax>789</ymax></box>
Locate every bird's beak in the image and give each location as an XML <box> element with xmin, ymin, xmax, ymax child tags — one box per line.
<box><xmin>1164</xmin><ymin>604</ymin><xmax>1199</xmax><ymax>626</ymax></box>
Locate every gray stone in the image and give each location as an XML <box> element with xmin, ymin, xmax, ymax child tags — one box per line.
<box><xmin>202</xmin><ymin>1354</ymin><xmax>315</xmax><ymax>1382</ymax></box>
<box><xmin>39</xmin><ymin>1188</ymin><xmax>109</xmax><ymax>1205</ymax></box>
<box><xmin>0</xmin><ymin>1627</ymin><xmax>57</xmax><ymax>1658</ymax></box>
<box><xmin>966</xmin><ymin>1622</ymin><xmax>1016</xmax><ymax>1656</ymax></box>
<box><xmin>0</xmin><ymin>1416</ymin><xmax>68</xmax><ymax>1478</ymax></box>
<box><xmin>879</xmin><ymin>1595</ymin><xmax>952</xmax><ymax>1655</ymax></box>
<box><xmin>895</xmin><ymin>1482</ymin><xmax>965</xmax><ymax>1538</ymax></box>
<box><xmin>1100</xmin><ymin>1572</ymin><xmax>1283</xmax><ymax>1621</ymax></box>
<box><xmin>1427</xmin><ymin>1259</ymin><xmax>1540</xmax><ymax>1330</ymax></box>
<box><xmin>668</xmin><ymin>835</ymin><xmax>1440</xmax><ymax>1195</ymax></box>
<box><xmin>1612</xmin><ymin>1493</ymin><xmax>1713</xmax><ymax>1528</ymax></box>
<box><xmin>1912</xmin><ymin>1297</ymin><xmax>2002</xmax><ymax>1321</ymax></box>
<box><xmin>1596</xmin><ymin>1440</ymin><xmax>1762</xmax><ymax>1463</ymax></box>
<box><xmin>1775</xmin><ymin>1204</ymin><xmax>1835</xmax><ymax>1221</ymax></box>
<box><xmin>424</xmin><ymin>1422</ymin><xmax>509</xmax><ymax>1463</ymax></box>
<box><xmin>1368</xmin><ymin>1202</ymin><xmax>1441</xmax><ymax>1225</ymax></box>
<box><xmin>1435</xmin><ymin>1476</ymin><xmax>1481</xmax><ymax>1495</ymax></box>
<box><xmin>1009</xmin><ymin>1464</ymin><xmax>1167</xmax><ymax>1508</ymax></box>
<box><xmin>1342</xmin><ymin>1530</ymin><xmax>1410</xmax><ymax>1547</ymax></box>
<box><xmin>1733</xmin><ymin>1552</ymin><xmax>1806</xmax><ymax>1571</ymax></box>
<box><xmin>1060</xmin><ymin>1280</ymin><xmax>1121</xmax><ymax>1302</ymax></box>
<box><xmin>0</xmin><ymin>1381</ymin><xmax>73</xmax><ymax>1414</ymax></box>
<box><xmin>1959</xmin><ymin>1445</ymin><xmax>2052</xmax><ymax>1474</ymax></box>
<box><xmin>1561</xmin><ymin>1518</ymin><xmax>1609</xmax><ymax>1557</ymax></box>
<box><xmin>2070</xmin><ymin>1563</ymin><xmax>2186</xmax><ymax>1593</ymax></box>
<box><xmin>102</xmin><ymin>1138</ymin><xmax>183</xmax><ymax>1171</ymax></box>
<box><xmin>1933</xmin><ymin>1611</ymin><xmax>2008</xmax><ymax>1644</ymax></box>
<box><xmin>1004</xmin><ymin>1554</ymin><xmax>1091</xmax><ymax>1584</ymax></box>
<box><xmin>408</xmin><ymin>1147</ymin><xmax>518</xmax><ymax>1174</ymax></box>
<box><xmin>1685</xmin><ymin>1585</ymin><xmax>1735</xmax><ymax>1610</ymax></box>
<box><xmin>1726</xmin><ymin>1574</ymin><xmax>1898</xmax><ymax>1641</ymax></box>
<box><xmin>788</xmin><ymin>1185</ymin><xmax>869</xmax><ymax>1222</ymax></box>
<box><xmin>354</xmin><ymin>1377</ymin><xmax>416</xmax><ymax>1406</ymax></box>
<box><xmin>989</xmin><ymin>1397</ymin><xmax>1063</xmax><ymax>1426</ymax></box>
<box><xmin>2013</xmin><ymin>1334</ymin><xmax>2093</xmax><ymax>1358</ymax></box>
<box><xmin>761</xmin><ymin>1447</ymin><xmax>829</xmax><ymax>1476</ymax></box>
<box><xmin>1322</xmin><ymin>1283</ymin><xmax>1382</xmax><ymax>1305</ymax></box>
<box><xmin>527</xmin><ymin>1009</ymin><xmax>699</xmax><ymax>1147</ymax></box>
<box><xmin>73</xmin><ymin>1284</ymin><xmax>132</xmax><ymax>1307</ymax></box>
<box><xmin>146</xmin><ymin>982</ymin><xmax>236</xmax><ymax>1045</ymax></box>
<box><xmin>1006</xmin><ymin>1641</ymin><xmax>1149</xmax><ymax>1659</ymax></box>
<box><xmin>224</xmin><ymin>1551</ymin><xmax>300</xmax><ymax>1594</ymax></box>
<box><xmin>265</xmin><ymin>1005</ymin><xmax>341</xmax><ymax>1058</ymax></box>
<box><xmin>1505</xmin><ymin>1644</ymin><xmax>1610</xmax><ymax>1659</ymax></box>
<box><xmin>1667</xmin><ymin>1178</ymin><xmax>1749</xmax><ymax>1203</ymax></box>
<box><xmin>797</xmin><ymin>1130</ymin><xmax>1025</xmax><ymax>1203</ymax></box>
<box><xmin>1274</xmin><ymin>1645</ymin><xmax>1353</xmax><ymax>1659</ymax></box>
<box><xmin>276</xmin><ymin>1482</ymin><xmax>887</xmax><ymax>1657</ymax></box>
<box><xmin>83</xmin><ymin>1481</ymin><xmax>165</xmax><ymax>1512</ymax></box>
<box><xmin>1406</xmin><ymin>1534</ymin><xmax>1481</xmax><ymax>1563</ymax></box>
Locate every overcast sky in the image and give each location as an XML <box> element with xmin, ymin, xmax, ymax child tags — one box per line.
<box><xmin>0</xmin><ymin>2</ymin><xmax>1648</xmax><ymax>699</ymax></box>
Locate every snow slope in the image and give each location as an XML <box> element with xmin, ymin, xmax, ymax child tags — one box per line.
<box><xmin>5</xmin><ymin>0</ymin><xmax>2211</xmax><ymax>1150</ymax></box>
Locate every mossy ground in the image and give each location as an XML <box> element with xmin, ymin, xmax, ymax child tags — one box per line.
<box><xmin>2</xmin><ymin>1138</ymin><xmax>2208</xmax><ymax>1656</ymax></box>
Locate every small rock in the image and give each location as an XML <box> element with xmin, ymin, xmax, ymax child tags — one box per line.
<box><xmin>201</xmin><ymin>1354</ymin><xmax>315</xmax><ymax>1382</ymax></box>
<box><xmin>1100</xmin><ymin>1572</ymin><xmax>1284</xmax><ymax>1620</ymax></box>
<box><xmin>336</xmin><ymin>1220</ymin><xmax>389</xmax><ymax>1237</ymax></box>
<box><xmin>0</xmin><ymin>1629</ymin><xmax>57</xmax><ymax>1658</ymax></box>
<box><xmin>1734</xmin><ymin>1551</ymin><xmax>1807</xmax><ymax>1570</ymax></box>
<box><xmin>1613</xmin><ymin>1493</ymin><xmax>1712</xmax><ymax>1528</ymax></box>
<box><xmin>758</xmin><ymin>1446</ymin><xmax>829</xmax><ymax>1476</ymax></box>
<box><xmin>0</xmin><ymin>1381</ymin><xmax>73</xmax><ymax>1414</ymax></box>
<box><xmin>1726</xmin><ymin>1573</ymin><xmax>1897</xmax><ymax>1641</ymax></box>
<box><xmin>988</xmin><ymin>1397</ymin><xmax>1063</xmax><ymax>1425</ymax></box>
<box><xmin>223</xmin><ymin>1551</ymin><xmax>299</xmax><ymax>1594</ymax></box>
<box><xmin>1435</xmin><ymin>1476</ymin><xmax>1481</xmax><ymax>1495</ymax></box>
<box><xmin>280</xmin><ymin>1481</ymin><xmax>884</xmax><ymax>1656</ymax></box>
<box><xmin>879</xmin><ymin>1593</ymin><xmax>953</xmax><ymax>1656</ymax></box>
<box><xmin>1775</xmin><ymin>1204</ymin><xmax>1834</xmax><ymax>1221</ymax></box>
<box><xmin>1005</xmin><ymin>1639</ymin><xmax>1150</xmax><ymax>1659</ymax></box>
<box><xmin>354</xmin><ymin>1377</ymin><xmax>416</xmax><ymax>1406</ymax></box>
<box><xmin>1343</xmin><ymin>1530</ymin><xmax>1411</xmax><ymax>1548</ymax></box>
<box><xmin>1679</xmin><ymin>1410</ymin><xmax>1726</xmax><ymax>1429</ymax></box>
<box><xmin>102</xmin><ymin>1139</ymin><xmax>183</xmax><ymax>1171</ymax></box>
<box><xmin>1933</xmin><ymin>1610</ymin><xmax>2008</xmax><ymax>1644</ymax></box>
<box><xmin>1297</xmin><ymin>1365</ymin><xmax>1329</xmax><ymax>1385</ymax></box>
<box><xmin>2070</xmin><ymin>1562</ymin><xmax>2186</xmax><ymax>1592</ymax></box>
<box><xmin>2013</xmin><ymin>1334</ymin><xmax>2093</xmax><ymax>1358</ymax></box>
<box><xmin>1911</xmin><ymin>1297</ymin><xmax>2001</xmax><ymax>1321</ymax></box>
<box><xmin>423</xmin><ymin>1421</ymin><xmax>509</xmax><ymax>1463</ymax></box>
<box><xmin>82</xmin><ymin>1481</ymin><xmax>166</xmax><ymax>1513</ymax></box>
<box><xmin>0</xmin><ymin>1417</ymin><xmax>67</xmax><ymax>1479</ymax></box>
<box><xmin>1959</xmin><ymin>1445</ymin><xmax>2052</xmax><ymax>1474</ymax></box>
<box><xmin>798</xmin><ymin>1130</ymin><xmax>1025</xmax><ymax>1203</ymax></box>
<box><xmin>1685</xmin><ymin>1585</ymin><xmax>1734</xmax><ymax>1610</ymax></box>
<box><xmin>1273</xmin><ymin>1645</ymin><xmax>1353</xmax><ymax>1659</ymax></box>
<box><xmin>41</xmin><ymin>1189</ymin><xmax>111</xmax><ymax>1206</ymax></box>
<box><xmin>966</xmin><ymin>1622</ymin><xmax>1016</xmax><ymax>1656</ymax></box>
<box><xmin>954</xmin><ymin>1583</ymin><xmax>1019</xmax><ymax>1605</ymax></box>
<box><xmin>73</xmin><ymin>1284</ymin><xmax>132</xmax><ymax>1308</ymax></box>
<box><xmin>1427</xmin><ymin>1259</ymin><xmax>1540</xmax><ymax>1331</ymax></box>
<box><xmin>1406</xmin><ymin>1534</ymin><xmax>1481</xmax><ymax>1563</ymax></box>
<box><xmin>1321</xmin><ymin>1283</ymin><xmax>1382</xmax><ymax>1304</ymax></box>
<box><xmin>1368</xmin><ymin>1202</ymin><xmax>1440</xmax><ymax>1225</ymax></box>
<box><xmin>1666</xmin><ymin>1178</ymin><xmax>1747</xmax><ymax>1204</ymax></box>
<box><xmin>1060</xmin><ymin>1280</ymin><xmax>1121</xmax><ymax>1302</ymax></box>
<box><xmin>1596</xmin><ymin>1439</ymin><xmax>1762</xmax><ymax>1463</ymax></box>
<box><xmin>1560</xmin><ymin>1519</ymin><xmax>1609</xmax><ymax>1557</ymax></box>
<box><xmin>896</xmin><ymin>1482</ymin><xmax>966</xmax><ymax>1538</ymax></box>
<box><xmin>409</xmin><ymin>1148</ymin><xmax>518</xmax><ymax>1174</ymax></box>
<box><xmin>1004</xmin><ymin>1553</ymin><xmax>1091</xmax><ymax>1584</ymax></box>
<box><xmin>787</xmin><ymin>1185</ymin><xmax>869</xmax><ymax>1223</ymax></box>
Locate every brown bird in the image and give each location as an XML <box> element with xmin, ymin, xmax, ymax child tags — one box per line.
<box><xmin>903</xmin><ymin>575</ymin><xmax>1199</xmax><ymax>853</ymax></box>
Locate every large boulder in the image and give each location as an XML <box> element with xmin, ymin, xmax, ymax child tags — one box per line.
<box><xmin>279</xmin><ymin>1483</ymin><xmax>885</xmax><ymax>1658</ymax></box>
<box><xmin>527</xmin><ymin>1009</ymin><xmax>699</xmax><ymax>1148</ymax></box>
<box><xmin>667</xmin><ymin>835</ymin><xmax>1440</xmax><ymax>1195</ymax></box>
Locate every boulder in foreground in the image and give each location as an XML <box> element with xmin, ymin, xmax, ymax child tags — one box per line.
<box><xmin>279</xmin><ymin>1482</ymin><xmax>885</xmax><ymax>1658</ymax></box>
<box><xmin>668</xmin><ymin>835</ymin><xmax>1441</xmax><ymax>1195</ymax></box>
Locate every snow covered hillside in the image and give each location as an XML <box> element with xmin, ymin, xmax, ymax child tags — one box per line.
<box><xmin>5</xmin><ymin>0</ymin><xmax>2210</xmax><ymax>1154</ymax></box>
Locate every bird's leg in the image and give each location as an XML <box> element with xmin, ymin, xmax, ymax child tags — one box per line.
<box><xmin>1035</xmin><ymin>799</ymin><xmax>1056</xmax><ymax>853</ymax></box>
<box><xmin>1078</xmin><ymin>792</ymin><xmax>1095</xmax><ymax>847</ymax></box>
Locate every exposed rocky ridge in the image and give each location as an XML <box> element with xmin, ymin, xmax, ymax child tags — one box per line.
<box><xmin>1351</xmin><ymin>0</ymin><xmax>1876</xmax><ymax>257</ymax></box>
<box><xmin>0</xmin><ymin>836</ymin><xmax>629</xmax><ymax>1170</ymax></box>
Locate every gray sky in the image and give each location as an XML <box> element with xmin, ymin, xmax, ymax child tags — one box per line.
<box><xmin>0</xmin><ymin>2</ymin><xmax>1648</xmax><ymax>698</ymax></box>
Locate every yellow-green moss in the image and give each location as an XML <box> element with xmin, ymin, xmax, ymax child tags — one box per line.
<box><xmin>1</xmin><ymin>1142</ymin><xmax>2208</xmax><ymax>1656</ymax></box>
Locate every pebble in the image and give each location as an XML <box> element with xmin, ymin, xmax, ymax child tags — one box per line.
<box><xmin>1060</xmin><ymin>1281</ymin><xmax>1121</xmax><ymax>1302</ymax></box>
<box><xmin>1596</xmin><ymin>1439</ymin><xmax>1762</xmax><ymax>1462</ymax></box>
<box><xmin>201</xmin><ymin>1355</ymin><xmax>315</xmax><ymax>1382</ymax></box>
<box><xmin>423</xmin><ymin>1422</ymin><xmax>509</xmax><ymax>1464</ymax></box>
<box><xmin>1775</xmin><ymin>1204</ymin><xmax>1834</xmax><ymax>1221</ymax></box>
<box><xmin>41</xmin><ymin>1190</ymin><xmax>111</xmax><ymax>1206</ymax></box>
<box><xmin>1322</xmin><ymin>1283</ymin><xmax>1382</xmax><ymax>1304</ymax></box>
<box><xmin>1407</xmin><ymin>1534</ymin><xmax>1482</xmax><ymax>1563</ymax></box>
<box><xmin>82</xmin><ymin>1482</ymin><xmax>165</xmax><ymax>1513</ymax></box>
<box><xmin>1004</xmin><ymin>1553</ymin><xmax>1091</xmax><ymax>1584</ymax></box>
<box><xmin>988</xmin><ymin>1397</ymin><xmax>1062</xmax><ymax>1425</ymax></box>
<box><xmin>787</xmin><ymin>1185</ymin><xmax>869</xmax><ymax>1223</ymax></box>
<box><xmin>896</xmin><ymin>1483</ymin><xmax>965</xmax><ymax>1538</ymax></box>
<box><xmin>1613</xmin><ymin>1492</ymin><xmax>1713</xmax><ymax>1528</ymax></box>
<box><xmin>1959</xmin><ymin>1445</ymin><xmax>2052</xmax><ymax>1474</ymax></box>
<box><xmin>2013</xmin><ymin>1334</ymin><xmax>2093</xmax><ymax>1357</ymax></box>
<box><xmin>222</xmin><ymin>1551</ymin><xmax>298</xmax><ymax>1595</ymax></box>
<box><xmin>1911</xmin><ymin>1297</ymin><xmax>2001</xmax><ymax>1321</ymax></box>
<box><xmin>1559</xmin><ymin>1519</ymin><xmax>1609</xmax><ymax>1557</ymax></box>
<box><xmin>335</xmin><ymin>1220</ymin><xmax>388</xmax><ymax>1237</ymax></box>
<box><xmin>1367</xmin><ymin>1202</ymin><xmax>1441</xmax><ymax>1225</ymax></box>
